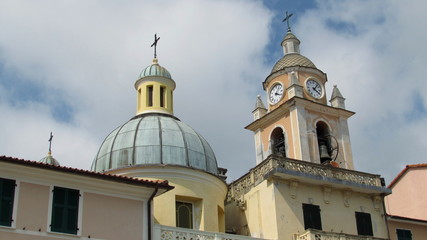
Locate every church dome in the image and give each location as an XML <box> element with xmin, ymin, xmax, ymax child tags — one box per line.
<box><xmin>139</xmin><ymin>58</ymin><xmax>171</xmax><ymax>79</ymax></box>
<box><xmin>271</xmin><ymin>53</ymin><xmax>316</xmax><ymax>73</ymax></box>
<box><xmin>39</xmin><ymin>152</ymin><xmax>60</xmax><ymax>166</ymax></box>
<box><xmin>91</xmin><ymin>113</ymin><xmax>218</xmax><ymax>175</ymax></box>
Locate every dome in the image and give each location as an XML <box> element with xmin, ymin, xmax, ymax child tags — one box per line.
<box><xmin>91</xmin><ymin>113</ymin><xmax>218</xmax><ymax>175</ymax></box>
<box><xmin>39</xmin><ymin>152</ymin><xmax>60</xmax><ymax>166</ymax></box>
<box><xmin>271</xmin><ymin>53</ymin><xmax>316</xmax><ymax>73</ymax></box>
<box><xmin>139</xmin><ymin>58</ymin><xmax>172</xmax><ymax>79</ymax></box>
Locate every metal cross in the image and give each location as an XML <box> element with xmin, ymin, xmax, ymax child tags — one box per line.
<box><xmin>282</xmin><ymin>11</ymin><xmax>294</xmax><ymax>32</ymax></box>
<box><xmin>48</xmin><ymin>132</ymin><xmax>53</xmax><ymax>153</ymax></box>
<box><xmin>151</xmin><ymin>33</ymin><xmax>160</xmax><ymax>59</ymax></box>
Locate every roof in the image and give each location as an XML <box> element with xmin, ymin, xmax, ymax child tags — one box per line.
<box><xmin>139</xmin><ymin>58</ymin><xmax>172</xmax><ymax>79</ymax></box>
<box><xmin>0</xmin><ymin>155</ymin><xmax>173</xmax><ymax>190</ymax></box>
<box><xmin>92</xmin><ymin>113</ymin><xmax>219</xmax><ymax>176</ymax></box>
<box><xmin>388</xmin><ymin>163</ymin><xmax>427</xmax><ymax>188</ymax></box>
<box><xmin>271</xmin><ymin>53</ymin><xmax>316</xmax><ymax>73</ymax></box>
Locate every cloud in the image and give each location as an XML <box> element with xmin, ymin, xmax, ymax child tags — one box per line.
<box><xmin>293</xmin><ymin>0</ymin><xmax>427</xmax><ymax>182</ymax></box>
<box><xmin>1</xmin><ymin>0</ymin><xmax>426</xmax><ymax>184</ymax></box>
<box><xmin>0</xmin><ymin>0</ymin><xmax>272</xmax><ymax>179</ymax></box>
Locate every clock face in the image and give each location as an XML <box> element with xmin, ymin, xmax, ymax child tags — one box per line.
<box><xmin>269</xmin><ymin>83</ymin><xmax>284</xmax><ymax>104</ymax></box>
<box><xmin>306</xmin><ymin>79</ymin><xmax>323</xmax><ymax>99</ymax></box>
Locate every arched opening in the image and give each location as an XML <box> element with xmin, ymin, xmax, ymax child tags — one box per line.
<box><xmin>316</xmin><ymin>121</ymin><xmax>332</xmax><ymax>164</ymax></box>
<box><xmin>271</xmin><ymin>127</ymin><xmax>286</xmax><ymax>157</ymax></box>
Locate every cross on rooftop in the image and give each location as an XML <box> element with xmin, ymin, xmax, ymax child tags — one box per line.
<box><xmin>282</xmin><ymin>11</ymin><xmax>294</xmax><ymax>32</ymax></box>
<box><xmin>151</xmin><ymin>33</ymin><xmax>160</xmax><ymax>59</ymax></box>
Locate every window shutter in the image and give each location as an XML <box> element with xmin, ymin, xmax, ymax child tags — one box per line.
<box><xmin>0</xmin><ymin>178</ymin><xmax>16</xmax><ymax>227</ymax></box>
<box><xmin>51</xmin><ymin>187</ymin><xmax>79</xmax><ymax>234</ymax></box>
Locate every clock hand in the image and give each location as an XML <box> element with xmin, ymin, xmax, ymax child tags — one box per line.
<box><xmin>313</xmin><ymin>88</ymin><xmax>321</xmax><ymax>94</ymax></box>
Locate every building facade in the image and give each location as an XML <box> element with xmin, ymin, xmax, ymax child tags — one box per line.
<box><xmin>386</xmin><ymin>164</ymin><xmax>427</xmax><ymax>240</ymax></box>
<box><xmin>0</xmin><ymin>156</ymin><xmax>172</xmax><ymax>240</ymax></box>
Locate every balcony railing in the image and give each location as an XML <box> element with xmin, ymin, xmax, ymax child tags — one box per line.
<box><xmin>153</xmin><ymin>224</ymin><xmax>264</xmax><ymax>240</ymax></box>
<box><xmin>227</xmin><ymin>155</ymin><xmax>387</xmax><ymax>206</ymax></box>
<box><xmin>295</xmin><ymin>229</ymin><xmax>387</xmax><ymax>240</ymax></box>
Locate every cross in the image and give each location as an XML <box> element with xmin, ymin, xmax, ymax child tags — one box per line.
<box><xmin>151</xmin><ymin>33</ymin><xmax>160</xmax><ymax>59</ymax></box>
<box><xmin>282</xmin><ymin>11</ymin><xmax>294</xmax><ymax>32</ymax></box>
<box><xmin>48</xmin><ymin>132</ymin><xmax>53</xmax><ymax>153</ymax></box>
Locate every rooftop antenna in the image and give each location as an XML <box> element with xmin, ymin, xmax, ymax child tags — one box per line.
<box><xmin>48</xmin><ymin>132</ymin><xmax>53</xmax><ymax>154</ymax></box>
<box><xmin>282</xmin><ymin>11</ymin><xmax>294</xmax><ymax>32</ymax></box>
<box><xmin>151</xmin><ymin>33</ymin><xmax>160</xmax><ymax>59</ymax></box>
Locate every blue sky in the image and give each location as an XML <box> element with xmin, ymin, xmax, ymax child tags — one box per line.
<box><xmin>0</xmin><ymin>0</ymin><xmax>426</xmax><ymax>184</ymax></box>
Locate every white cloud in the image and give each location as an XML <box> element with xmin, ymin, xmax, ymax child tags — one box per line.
<box><xmin>1</xmin><ymin>0</ymin><xmax>426</xmax><ymax>184</ymax></box>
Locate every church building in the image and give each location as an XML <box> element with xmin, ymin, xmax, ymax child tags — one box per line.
<box><xmin>0</xmin><ymin>13</ymin><xmax>393</xmax><ymax>240</ymax></box>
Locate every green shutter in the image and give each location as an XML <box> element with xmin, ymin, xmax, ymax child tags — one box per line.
<box><xmin>0</xmin><ymin>178</ymin><xmax>16</xmax><ymax>227</ymax></box>
<box><xmin>51</xmin><ymin>187</ymin><xmax>79</xmax><ymax>234</ymax></box>
<box><xmin>397</xmin><ymin>229</ymin><xmax>412</xmax><ymax>240</ymax></box>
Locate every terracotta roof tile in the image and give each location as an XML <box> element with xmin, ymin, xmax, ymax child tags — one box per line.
<box><xmin>0</xmin><ymin>155</ymin><xmax>173</xmax><ymax>190</ymax></box>
<box><xmin>388</xmin><ymin>163</ymin><xmax>427</xmax><ymax>188</ymax></box>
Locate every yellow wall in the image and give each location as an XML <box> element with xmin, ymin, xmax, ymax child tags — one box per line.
<box><xmin>387</xmin><ymin>220</ymin><xmax>427</xmax><ymax>240</ymax></box>
<box><xmin>136</xmin><ymin>80</ymin><xmax>174</xmax><ymax>115</ymax></box>
<box><xmin>226</xmin><ymin>179</ymin><xmax>388</xmax><ymax>240</ymax></box>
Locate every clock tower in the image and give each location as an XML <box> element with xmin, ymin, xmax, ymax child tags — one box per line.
<box><xmin>247</xmin><ymin>28</ymin><xmax>355</xmax><ymax>170</ymax></box>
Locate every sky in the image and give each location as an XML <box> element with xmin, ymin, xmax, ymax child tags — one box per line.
<box><xmin>0</xmin><ymin>0</ymin><xmax>426</xmax><ymax>184</ymax></box>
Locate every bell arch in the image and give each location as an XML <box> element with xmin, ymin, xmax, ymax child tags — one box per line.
<box><xmin>316</xmin><ymin>121</ymin><xmax>332</xmax><ymax>164</ymax></box>
<box><xmin>270</xmin><ymin>126</ymin><xmax>287</xmax><ymax>157</ymax></box>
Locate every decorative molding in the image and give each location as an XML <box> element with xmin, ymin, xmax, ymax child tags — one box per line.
<box><xmin>343</xmin><ymin>190</ymin><xmax>352</xmax><ymax>207</ymax></box>
<box><xmin>373</xmin><ymin>195</ymin><xmax>382</xmax><ymax>211</ymax></box>
<box><xmin>290</xmin><ymin>181</ymin><xmax>299</xmax><ymax>199</ymax></box>
<box><xmin>323</xmin><ymin>186</ymin><xmax>331</xmax><ymax>204</ymax></box>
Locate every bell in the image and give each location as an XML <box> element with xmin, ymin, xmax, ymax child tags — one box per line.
<box><xmin>319</xmin><ymin>144</ymin><xmax>331</xmax><ymax>162</ymax></box>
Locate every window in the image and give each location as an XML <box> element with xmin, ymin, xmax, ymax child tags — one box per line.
<box><xmin>147</xmin><ymin>86</ymin><xmax>153</xmax><ymax>107</ymax></box>
<box><xmin>271</xmin><ymin>127</ymin><xmax>286</xmax><ymax>157</ymax></box>
<box><xmin>302</xmin><ymin>204</ymin><xmax>322</xmax><ymax>230</ymax></box>
<box><xmin>51</xmin><ymin>187</ymin><xmax>80</xmax><ymax>234</ymax></box>
<box><xmin>355</xmin><ymin>212</ymin><xmax>373</xmax><ymax>236</ymax></box>
<box><xmin>396</xmin><ymin>229</ymin><xmax>412</xmax><ymax>240</ymax></box>
<box><xmin>176</xmin><ymin>201</ymin><xmax>193</xmax><ymax>229</ymax></box>
<box><xmin>0</xmin><ymin>177</ymin><xmax>16</xmax><ymax>227</ymax></box>
<box><xmin>160</xmin><ymin>86</ymin><xmax>165</xmax><ymax>107</ymax></box>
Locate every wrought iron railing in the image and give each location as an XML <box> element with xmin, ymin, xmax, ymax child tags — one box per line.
<box><xmin>153</xmin><ymin>224</ymin><xmax>264</xmax><ymax>240</ymax></box>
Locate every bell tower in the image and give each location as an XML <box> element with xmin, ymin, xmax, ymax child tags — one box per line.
<box><xmin>246</xmin><ymin>17</ymin><xmax>355</xmax><ymax>170</ymax></box>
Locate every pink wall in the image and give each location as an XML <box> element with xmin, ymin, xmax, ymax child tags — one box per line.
<box><xmin>386</xmin><ymin>167</ymin><xmax>427</xmax><ymax>220</ymax></box>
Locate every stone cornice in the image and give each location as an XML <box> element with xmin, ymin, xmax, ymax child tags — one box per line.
<box><xmin>264</xmin><ymin>66</ymin><xmax>327</xmax><ymax>90</ymax></box>
<box><xmin>245</xmin><ymin>97</ymin><xmax>355</xmax><ymax>131</ymax></box>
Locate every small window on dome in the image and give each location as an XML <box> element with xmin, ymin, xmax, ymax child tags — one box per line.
<box><xmin>160</xmin><ymin>86</ymin><xmax>165</xmax><ymax>107</ymax></box>
<box><xmin>147</xmin><ymin>85</ymin><xmax>153</xmax><ymax>107</ymax></box>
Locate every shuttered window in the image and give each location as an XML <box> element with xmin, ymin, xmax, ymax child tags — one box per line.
<box><xmin>302</xmin><ymin>204</ymin><xmax>322</xmax><ymax>230</ymax></box>
<box><xmin>51</xmin><ymin>187</ymin><xmax>79</xmax><ymax>234</ymax></box>
<box><xmin>355</xmin><ymin>212</ymin><xmax>373</xmax><ymax>236</ymax></box>
<box><xmin>0</xmin><ymin>178</ymin><xmax>16</xmax><ymax>226</ymax></box>
<box><xmin>396</xmin><ymin>229</ymin><xmax>412</xmax><ymax>240</ymax></box>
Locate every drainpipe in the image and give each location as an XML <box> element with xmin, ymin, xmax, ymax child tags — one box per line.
<box><xmin>148</xmin><ymin>187</ymin><xmax>159</xmax><ymax>240</ymax></box>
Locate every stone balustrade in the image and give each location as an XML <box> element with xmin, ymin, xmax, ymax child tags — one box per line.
<box><xmin>295</xmin><ymin>229</ymin><xmax>387</xmax><ymax>240</ymax></box>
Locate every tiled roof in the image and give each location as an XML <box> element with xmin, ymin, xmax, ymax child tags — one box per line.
<box><xmin>387</xmin><ymin>163</ymin><xmax>427</xmax><ymax>188</ymax></box>
<box><xmin>271</xmin><ymin>53</ymin><xmax>316</xmax><ymax>73</ymax></box>
<box><xmin>0</xmin><ymin>155</ymin><xmax>173</xmax><ymax>190</ymax></box>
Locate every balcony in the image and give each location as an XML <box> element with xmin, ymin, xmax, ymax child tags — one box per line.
<box><xmin>153</xmin><ymin>224</ymin><xmax>264</xmax><ymax>240</ymax></box>
<box><xmin>227</xmin><ymin>155</ymin><xmax>389</xmax><ymax>206</ymax></box>
<box><xmin>295</xmin><ymin>229</ymin><xmax>387</xmax><ymax>240</ymax></box>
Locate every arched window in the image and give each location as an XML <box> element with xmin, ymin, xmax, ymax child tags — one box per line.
<box><xmin>271</xmin><ymin>127</ymin><xmax>286</xmax><ymax>157</ymax></box>
<box><xmin>176</xmin><ymin>201</ymin><xmax>193</xmax><ymax>229</ymax></box>
<box><xmin>316</xmin><ymin>121</ymin><xmax>332</xmax><ymax>164</ymax></box>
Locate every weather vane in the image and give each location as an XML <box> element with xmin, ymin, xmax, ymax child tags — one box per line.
<box><xmin>282</xmin><ymin>11</ymin><xmax>294</xmax><ymax>32</ymax></box>
<box><xmin>151</xmin><ymin>33</ymin><xmax>160</xmax><ymax>59</ymax></box>
<box><xmin>48</xmin><ymin>132</ymin><xmax>53</xmax><ymax>153</ymax></box>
